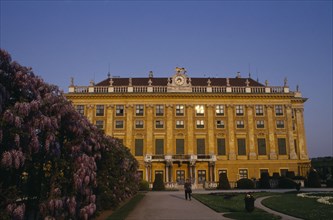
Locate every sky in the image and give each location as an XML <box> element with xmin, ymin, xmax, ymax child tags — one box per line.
<box><xmin>0</xmin><ymin>0</ymin><xmax>332</xmax><ymax>158</ymax></box>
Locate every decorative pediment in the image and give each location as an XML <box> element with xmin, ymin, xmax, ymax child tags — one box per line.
<box><xmin>167</xmin><ymin>67</ymin><xmax>192</xmax><ymax>92</ymax></box>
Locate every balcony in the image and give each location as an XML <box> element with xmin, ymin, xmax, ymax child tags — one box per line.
<box><xmin>144</xmin><ymin>154</ymin><xmax>216</xmax><ymax>163</ymax></box>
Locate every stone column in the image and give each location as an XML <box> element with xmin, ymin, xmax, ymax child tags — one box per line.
<box><xmin>106</xmin><ymin>104</ymin><xmax>114</xmax><ymax>136</ymax></box>
<box><xmin>226</xmin><ymin>105</ymin><xmax>236</xmax><ymax>160</ymax></box>
<box><xmin>145</xmin><ymin>162</ymin><xmax>152</xmax><ymax>182</ymax></box>
<box><xmin>166</xmin><ymin>104</ymin><xmax>174</xmax><ymax>155</ymax></box>
<box><xmin>186</xmin><ymin>104</ymin><xmax>194</xmax><ymax>154</ymax></box>
<box><xmin>286</xmin><ymin>105</ymin><xmax>297</xmax><ymax>159</ymax></box>
<box><xmin>246</xmin><ymin>105</ymin><xmax>257</xmax><ymax>159</ymax></box>
<box><xmin>126</xmin><ymin>104</ymin><xmax>134</xmax><ymax>152</ymax></box>
<box><xmin>207</xmin><ymin>104</ymin><xmax>215</xmax><ymax>154</ymax></box>
<box><xmin>266</xmin><ymin>105</ymin><xmax>277</xmax><ymax>159</ymax></box>
<box><xmin>295</xmin><ymin>108</ymin><xmax>308</xmax><ymax>159</ymax></box>
<box><xmin>146</xmin><ymin>104</ymin><xmax>154</xmax><ymax>155</ymax></box>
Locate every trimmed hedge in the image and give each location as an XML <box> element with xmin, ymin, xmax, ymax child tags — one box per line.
<box><xmin>152</xmin><ymin>174</ymin><xmax>165</xmax><ymax>191</ymax></box>
<box><xmin>218</xmin><ymin>173</ymin><xmax>231</xmax><ymax>190</ymax></box>
<box><xmin>237</xmin><ymin>178</ymin><xmax>254</xmax><ymax>189</ymax></box>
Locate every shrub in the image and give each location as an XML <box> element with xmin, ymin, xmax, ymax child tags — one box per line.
<box><xmin>286</xmin><ymin>171</ymin><xmax>295</xmax><ymax>179</ymax></box>
<box><xmin>307</xmin><ymin>169</ymin><xmax>321</xmax><ymax>188</ymax></box>
<box><xmin>259</xmin><ymin>172</ymin><xmax>271</xmax><ymax>189</ymax></box>
<box><xmin>278</xmin><ymin>177</ymin><xmax>298</xmax><ymax>189</ymax></box>
<box><xmin>326</xmin><ymin>179</ymin><xmax>333</xmax><ymax>188</ymax></box>
<box><xmin>152</xmin><ymin>174</ymin><xmax>165</xmax><ymax>191</ymax></box>
<box><xmin>218</xmin><ymin>173</ymin><xmax>231</xmax><ymax>190</ymax></box>
<box><xmin>272</xmin><ymin>172</ymin><xmax>280</xmax><ymax>179</ymax></box>
<box><xmin>139</xmin><ymin>180</ymin><xmax>150</xmax><ymax>191</ymax></box>
<box><xmin>236</xmin><ymin>178</ymin><xmax>254</xmax><ymax>189</ymax></box>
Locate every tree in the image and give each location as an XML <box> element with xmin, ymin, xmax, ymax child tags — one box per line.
<box><xmin>0</xmin><ymin>50</ymin><xmax>139</xmax><ymax>219</ymax></box>
<box><xmin>217</xmin><ymin>172</ymin><xmax>231</xmax><ymax>189</ymax></box>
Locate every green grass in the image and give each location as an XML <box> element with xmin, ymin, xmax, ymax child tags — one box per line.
<box><xmin>193</xmin><ymin>193</ymin><xmax>281</xmax><ymax>220</ymax></box>
<box><xmin>262</xmin><ymin>191</ymin><xmax>333</xmax><ymax>220</ymax></box>
<box><xmin>106</xmin><ymin>193</ymin><xmax>145</xmax><ymax>220</ymax></box>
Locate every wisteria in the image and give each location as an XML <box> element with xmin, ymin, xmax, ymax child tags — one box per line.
<box><xmin>0</xmin><ymin>49</ymin><xmax>139</xmax><ymax>219</ymax></box>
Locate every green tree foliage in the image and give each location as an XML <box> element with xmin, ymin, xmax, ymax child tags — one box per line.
<box><xmin>152</xmin><ymin>174</ymin><xmax>165</xmax><ymax>191</ymax></box>
<box><xmin>236</xmin><ymin>178</ymin><xmax>254</xmax><ymax>189</ymax></box>
<box><xmin>0</xmin><ymin>50</ymin><xmax>139</xmax><ymax>219</ymax></box>
<box><xmin>259</xmin><ymin>172</ymin><xmax>271</xmax><ymax>189</ymax></box>
<box><xmin>307</xmin><ymin>168</ymin><xmax>321</xmax><ymax>188</ymax></box>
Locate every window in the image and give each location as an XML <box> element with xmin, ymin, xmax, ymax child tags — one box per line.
<box><xmin>216</xmin><ymin>120</ymin><xmax>225</xmax><ymax>129</ymax></box>
<box><xmin>260</xmin><ymin>169</ymin><xmax>269</xmax><ymax>176</ymax></box>
<box><xmin>278</xmin><ymin>138</ymin><xmax>287</xmax><ymax>155</ymax></box>
<box><xmin>76</xmin><ymin>105</ymin><xmax>85</xmax><ymax>115</ymax></box>
<box><xmin>219</xmin><ymin>170</ymin><xmax>227</xmax><ymax>175</ymax></box>
<box><xmin>135</xmin><ymin>139</ymin><xmax>144</xmax><ymax>156</ymax></box>
<box><xmin>115</xmin><ymin>120</ymin><xmax>124</xmax><ymax>129</ymax></box>
<box><xmin>256</xmin><ymin>105</ymin><xmax>264</xmax><ymax>116</ymax></box>
<box><xmin>155</xmin><ymin>105</ymin><xmax>164</xmax><ymax>116</ymax></box>
<box><xmin>197</xmin><ymin>139</ymin><xmax>205</xmax><ymax>155</ymax></box>
<box><xmin>236</xmin><ymin>105</ymin><xmax>244</xmax><ymax>116</ymax></box>
<box><xmin>176</xmin><ymin>139</ymin><xmax>185</xmax><ymax>154</ymax></box>
<box><xmin>236</xmin><ymin>120</ymin><xmax>244</xmax><ymax>129</ymax></box>
<box><xmin>176</xmin><ymin>105</ymin><xmax>184</xmax><ymax>116</ymax></box>
<box><xmin>217</xmin><ymin>138</ymin><xmax>226</xmax><ymax>155</ymax></box>
<box><xmin>237</xmin><ymin>138</ymin><xmax>246</xmax><ymax>155</ymax></box>
<box><xmin>136</xmin><ymin>105</ymin><xmax>144</xmax><ymax>116</ymax></box>
<box><xmin>155</xmin><ymin>120</ymin><xmax>164</xmax><ymax>129</ymax></box>
<box><xmin>96</xmin><ymin>105</ymin><xmax>105</xmax><ymax>116</ymax></box>
<box><xmin>280</xmin><ymin>169</ymin><xmax>288</xmax><ymax>177</ymax></box>
<box><xmin>216</xmin><ymin>105</ymin><xmax>224</xmax><ymax>116</ymax></box>
<box><xmin>116</xmin><ymin>105</ymin><xmax>124</xmax><ymax>116</ymax></box>
<box><xmin>198</xmin><ymin>170</ymin><xmax>206</xmax><ymax>184</ymax></box>
<box><xmin>276</xmin><ymin>120</ymin><xmax>285</xmax><ymax>129</ymax></box>
<box><xmin>196</xmin><ymin>120</ymin><xmax>205</xmax><ymax>128</ymax></box>
<box><xmin>95</xmin><ymin>120</ymin><xmax>104</xmax><ymax>130</ymax></box>
<box><xmin>294</xmin><ymin>139</ymin><xmax>298</xmax><ymax>154</ymax></box>
<box><xmin>239</xmin><ymin>169</ymin><xmax>248</xmax><ymax>179</ymax></box>
<box><xmin>176</xmin><ymin>120</ymin><xmax>184</xmax><ymax>129</ymax></box>
<box><xmin>256</xmin><ymin>120</ymin><xmax>265</xmax><ymax>128</ymax></box>
<box><xmin>176</xmin><ymin>170</ymin><xmax>185</xmax><ymax>184</ymax></box>
<box><xmin>257</xmin><ymin>138</ymin><xmax>266</xmax><ymax>155</ymax></box>
<box><xmin>155</xmin><ymin>139</ymin><xmax>164</xmax><ymax>155</ymax></box>
<box><xmin>275</xmin><ymin>105</ymin><xmax>283</xmax><ymax>116</ymax></box>
<box><xmin>195</xmin><ymin>105</ymin><xmax>204</xmax><ymax>116</ymax></box>
<box><xmin>293</xmin><ymin>122</ymin><xmax>296</xmax><ymax>131</ymax></box>
<box><xmin>135</xmin><ymin>120</ymin><xmax>144</xmax><ymax>129</ymax></box>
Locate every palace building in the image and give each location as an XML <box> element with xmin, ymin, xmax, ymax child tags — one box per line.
<box><xmin>65</xmin><ymin>67</ymin><xmax>310</xmax><ymax>188</ymax></box>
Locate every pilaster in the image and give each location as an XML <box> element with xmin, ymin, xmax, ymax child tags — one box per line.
<box><xmin>207</xmin><ymin>104</ymin><xmax>215</xmax><ymax>154</ymax></box>
<box><xmin>266</xmin><ymin>105</ymin><xmax>277</xmax><ymax>159</ymax></box>
<box><xmin>246</xmin><ymin>105</ymin><xmax>257</xmax><ymax>159</ymax></box>
<box><xmin>186</xmin><ymin>104</ymin><xmax>194</xmax><ymax>154</ymax></box>
<box><xmin>166</xmin><ymin>104</ymin><xmax>174</xmax><ymax>155</ymax></box>
<box><xmin>146</xmin><ymin>104</ymin><xmax>154</xmax><ymax>155</ymax></box>
<box><xmin>295</xmin><ymin>108</ymin><xmax>308</xmax><ymax>159</ymax></box>
<box><xmin>86</xmin><ymin>104</ymin><xmax>94</xmax><ymax>122</ymax></box>
<box><xmin>106</xmin><ymin>104</ymin><xmax>114</xmax><ymax>135</ymax></box>
<box><xmin>226</xmin><ymin>105</ymin><xmax>236</xmax><ymax>160</ymax></box>
<box><xmin>126</xmin><ymin>104</ymin><xmax>134</xmax><ymax>152</ymax></box>
<box><xmin>286</xmin><ymin>105</ymin><xmax>297</xmax><ymax>159</ymax></box>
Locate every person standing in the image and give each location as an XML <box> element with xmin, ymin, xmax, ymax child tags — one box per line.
<box><xmin>184</xmin><ymin>179</ymin><xmax>192</xmax><ymax>200</ymax></box>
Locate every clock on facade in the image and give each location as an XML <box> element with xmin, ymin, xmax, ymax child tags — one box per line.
<box><xmin>175</xmin><ymin>75</ymin><xmax>185</xmax><ymax>85</ymax></box>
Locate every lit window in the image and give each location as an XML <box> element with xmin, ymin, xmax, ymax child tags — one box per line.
<box><xmin>116</xmin><ymin>105</ymin><xmax>124</xmax><ymax>116</ymax></box>
<box><xmin>236</xmin><ymin>105</ymin><xmax>244</xmax><ymax>116</ymax></box>
<box><xmin>196</xmin><ymin>120</ymin><xmax>204</xmax><ymax>128</ymax></box>
<box><xmin>236</xmin><ymin>120</ymin><xmax>244</xmax><ymax>128</ymax></box>
<box><xmin>135</xmin><ymin>120</ymin><xmax>144</xmax><ymax>129</ymax></box>
<box><xmin>96</xmin><ymin>105</ymin><xmax>105</xmax><ymax>116</ymax></box>
<box><xmin>176</xmin><ymin>120</ymin><xmax>184</xmax><ymax>129</ymax></box>
<box><xmin>255</xmin><ymin>105</ymin><xmax>264</xmax><ymax>116</ymax></box>
<box><xmin>216</xmin><ymin>105</ymin><xmax>224</xmax><ymax>116</ymax></box>
<box><xmin>195</xmin><ymin>105</ymin><xmax>204</xmax><ymax>116</ymax></box>
<box><xmin>136</xmin><ymin>105</ymin><xmax>144</xmax><ymax>116</ymax></box>
<box><xmin>275</xmin><ymin>105</ymin><xmax>283</xmax><ymax>116</ymax></box>
<box><xmin>239</xmin><ymin>169</ymin><xmax>248</xmax><ymax>179</ymax></box>
<box><xmin>76</xmin><ymin>105</ymin><xmax>85</xmax><ymax>115</ymax></box>
<box><xmin>156</xmin><ymin>105</ymin><xmax>164</xmax><ymax>116</ymax></box>
<box><xmin>176</xmin><ymin>105</ymin><xmax>184</xmax><ymax>116</ymax></box>
<box><xmin>216</xmin><ymin>120</ymin><xmax>225</xmax><ymax>128</ymax></box>
<box><xmin>156</xmin><ymin>120</ymin><xmax>164</xmax><ymax>129</ymax></box>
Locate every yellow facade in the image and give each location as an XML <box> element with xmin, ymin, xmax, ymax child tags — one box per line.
<box><xmin>66</xmin><ymin>69</ymin><xmax>310</xmax><ymax>188</ymax></box>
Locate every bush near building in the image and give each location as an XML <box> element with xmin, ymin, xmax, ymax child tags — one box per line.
<box><xmin>152</xmin><ymin>174</ymin><xmax>165</xmax><ymax>191</ymax></box>
<box><xmin>218</xmin><ymin>172</ymin><xmax>231</xmax><ymax>190</ymax></box>
<box><xmin>236</xmin><ymin>178</ymin><xmax>255</xmax><ymax>189</ymax></box>
<box><xmin>306</xmin><ymin>168</ymin><xmax>321</xmax><ymax>188</ymax></box>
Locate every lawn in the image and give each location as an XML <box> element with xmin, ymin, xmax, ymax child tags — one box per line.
<box><xmin>192</xmin><ymin>193</ymin><xmax>281</xmax><ymax>220</ymax></box>
<box><xmin>193</xmin><ymin>191</ymin><xmax>333</xmax><ymax>220</ymax></box>
<box><xmin>262</xmin><ymin>191</ymin><xmax>333</xmax><ymax>220</ymax></box>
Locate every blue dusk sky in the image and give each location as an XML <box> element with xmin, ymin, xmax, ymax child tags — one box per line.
<box><xmin>0</xmin><ymin>0</ymin><xmax>332</xmax><ymax>158</ymax></box>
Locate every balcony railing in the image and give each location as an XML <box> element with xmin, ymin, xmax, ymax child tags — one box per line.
<box><xmin>69</xmin><ymin>85</ymin><xmax>291</xmax><ymax>94</ymax></box>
